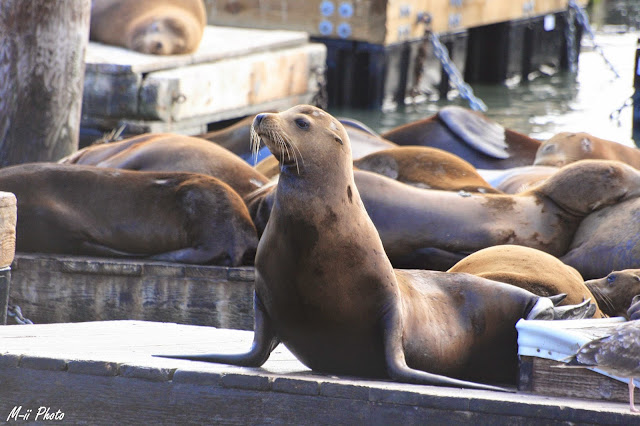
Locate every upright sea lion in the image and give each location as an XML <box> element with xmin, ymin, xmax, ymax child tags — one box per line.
<box><xmin>0</xmin><ymin>163</ymin><xmax>257</xmax><ymax>266</ymax></box>
<box><xmin>534</xmin><ymin>132</ymin><xmax>640</xmax><ymax>169</ymax></box>
<box><xmin>381</xmin><ymin>106</ymin><xmax>541</xmax><ymax>169</ymax></box>
<box><xmin>59</xmin><ymin>133</ymin><xmax>269</xmax><ymax>198</ymax></box>
<box><xmin>90</xmin><ymin>0</ymin><xmax>206</xmax><ymax>55</ymax></box>
<box><xmin>448</xmin><ymin>245</ymin><xmax>603</xmax><ymax>318</ymax></box>
<box><xmin>585</xmin><ymin>270</ymin><xmax>640</xmax><ymax>318</ymax></box>
<box><xmin>354</xmin><ymin>146</ymin><xmax>500</xmax><ymax>193</ymax></box>
<box><xmin>159</xmin><ymin>105</ymin><xmax>594</xmax><ymax>388</ymax></box>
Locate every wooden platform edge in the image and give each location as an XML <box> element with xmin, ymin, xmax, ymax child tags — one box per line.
<box><xmin>0</xmin><ymin>336</ymin><xmax>636</xmax><ymax>424</ymax></box>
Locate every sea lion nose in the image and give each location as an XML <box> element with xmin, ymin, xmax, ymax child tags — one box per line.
<box><xmin>254</xmin><ymin>113</ymin><xmax>266</xmax><ymax>126</ymax></box>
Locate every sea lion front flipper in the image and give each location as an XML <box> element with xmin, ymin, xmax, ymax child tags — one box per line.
<box><xmin>380</xmin><ymin>300</ymin><xmax>509</xmax><ymax>392</ymax></box>
<box><xmin>155</xmin><ymin>293</ymin><xmax>280</xmax><ymax>367</ymax></box>
<box><xmin>338</xmin><ymin>117</ymin><xmax>380</xmax><ymax>137</ymax></box>
<box><xmin>438</xmin><ymin>106</ymin><xmax>509</xmax><ymax>159</ymax></box>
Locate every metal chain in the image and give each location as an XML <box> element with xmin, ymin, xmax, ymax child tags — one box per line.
<box><xmin>568</xmin><ymin>0</ymin><xmax>621</xmax><ymax>79</ymax></box>
<box><xmin>429</xmin><ymin>31</ymin><xmax>487</xmax><ymax>112</ymax></box>
<box><xmin>7</xmin><ymin>304</ymin><xmax>33</xmax><ymax>325</ymax></box>
<box><xmin>564</xmin><ymin>5</ymin><xmax>578</xmax><ymax>73</ymax></box>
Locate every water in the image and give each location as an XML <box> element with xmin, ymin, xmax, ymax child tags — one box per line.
<box><xmin>330</xmin><ymin>8</ymin><xmax>640</xmax><ymax>148</ymax></box>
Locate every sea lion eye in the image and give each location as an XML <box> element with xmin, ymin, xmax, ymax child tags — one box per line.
<box><xmin>295</xmin><ymin>119</ymin><xmax>310</xmax><ymax>130</ymax></box>
<box><xmin>607</xmin><ymin>274</ymin><xmax>616</xmax><ymax>284</ymax></box>
<box><xmin>541</xmin><ymin>144</ymin><xmax>555</xmax><ymax>154</ymax></box>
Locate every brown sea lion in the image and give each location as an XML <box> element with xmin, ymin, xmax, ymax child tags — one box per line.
<box><xmin>89</xmin><ymin>0</ymin><xmax>206</xmax><ymax>55</ymax></box>
<box><xmin>488</xmin><ymin>165</ymin><xmax>559</xmax><ymax>194</ymax></box>
<box><xmin>354</xmin><ymin>146</ymin><xmax>500</xmax><ymax>193</ymax></box>
<box><xmin>448</xmin><ymin>244</ymin><xmax>603</xmax><ymax>318</ymax></box>
<box><xmin>585</xmin><ymin>270</ymin><xmax>640</xmax><ymax>318</ymax></box>
<box><xmin>159</xmin><ymin>105</ymin><xmax>594</xmax><ymax>389</ymax></box>
<box><xmin>534</xmin><ymin>132</ymin><xmax>640</xmax><ymax>169</ymax></box>
<box><xmin>198</xmin><ymin>115</ymin><xmax>258</xmax><ymax>159</ymax></box>
<box><xmin>59</xmin><ymin>133</ymin><xmax>269</xmax><ymax>198</ymax></box>
<box><xmin>561</xmin><ymin>197</ymin><xmax>640</xmax><ymax>280</ymax></box>
<box><xmin>0</xmin><ymin>163</ymin><xmax>257</xmax><ymax>266</ymax></box>
<box><xmin>354</xmin><ymin>159</ymin><xmax>640</xmax><ymax>270</ymax></box>
<box><xmin>381</xmin><ymin>106</ymin><xmax>541</xmax><ymax>169</ymax></box>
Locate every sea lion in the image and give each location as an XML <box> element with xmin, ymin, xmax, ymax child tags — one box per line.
<box><xmin>89</xmin><ymin>0</ymin><xmax>206</xmax><ymax>55</ymax></box>
<box><xmin>585</xmin><ymin>270</ymin><xmax>640</xmax><ymax>318</ymax></box>
<box><xmin>381</xmin><ymin>106</ymin><xmax>541</xmax><ymax>169</ymax></box>
<box><xmin>448</xmin><ymin>244</ymin><xmax>603</xmax><ymax>318</ymax></box>
<box><xmin>0</xmin><ymin>163</ymin><xmax>257</xmax><ymax>266</ymax></box>
<box><xmin>199</xmin><ymin>115</ymin><xmax>262</xmax><ymax>162</ymax></box>
<box><xmin>353</xmin><ymin>146</ymin><xmax>500</xmax><ymax>193</ymax></box>
<box><xmin>159</xmin><ymin>105</ymin><xmax>594</xmax><ymax>389</ymax></box>
<box><xmin>486</xmin><ymin>165</ymin><xmax>559</xmax><ymax>194</ymax></box>
<box><xmin>534</xmin><ymin>132</ymin><xmax>640</xmax><ymax>169</ymax></box>
<box><xmin>59</xmin><ymin>133</ymin><xmax>269</xmax><ymax>198</ymax></box>
<box><xmin>561</xmin><ymin>197</ymin><xmax>640</xmax><ymax>280</ymax></box>
<box><xmin>246</xmin><ymin>160</ymin><xmax>640</xmax><ymax>271</ymax></box>
<box><xmin>354</xmin><ymin>159</ymin><xmax>640</xmax><ymax>270</ymax></box>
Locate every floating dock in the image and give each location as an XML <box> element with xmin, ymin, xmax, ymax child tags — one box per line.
<box><xmin>0</xmin><ymin>320</ymin><xmax>636</xmax><ymax>424</ymax></box>
<box><xmin>80</xmin><ymin>26</ymin><xmax>326</xmax><ymax>144</ymax></box>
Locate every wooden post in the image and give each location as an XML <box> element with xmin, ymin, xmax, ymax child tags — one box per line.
<box><xmin>0</xmin><ymin>191</ymin><xmax>16</xmax><ymax>325</ymax></box>
<box><xmin>0</xmin><ymin>0</ymin><xmax>91</xmax><ymax>166</ymax></box>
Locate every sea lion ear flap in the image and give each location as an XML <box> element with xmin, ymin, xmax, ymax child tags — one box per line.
<box><xmin>580</xmin><ymin>137</ymin><xmax>593</xmax><ymax>153</ymax></box>
<box><xmin>334</xmin><ymin>136</ymin><xmax>344</xmax><ymax>145</ymax></box>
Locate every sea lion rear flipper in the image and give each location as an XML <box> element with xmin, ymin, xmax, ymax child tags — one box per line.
<box><xmin>438</xmin><ymin>106</ymin><xmax>509</xmax><ymax>159</ymax></box>
<box><xmin>527</xmin><ymin>298</ymin><xmax>596</xmax><ymax>320</ymax></box>
<box><xmin>154</xmin><ymin>293</ymin><xmax>280</xmax><ymax>366</ymax></box>
<box><xmin>381</xmin><ymin>300</ymin><xmax>510</xmax><ymax>392</ymax></box>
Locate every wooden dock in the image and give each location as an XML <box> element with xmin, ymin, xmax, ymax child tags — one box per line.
<box><xmin>81</xmin><ymin>26</ymin><xmax>326</xmax><ymax>141</ymax></box>
<box><xmin>9</xmin><ymin>253</ymin><xmax>255</xmax><ymax>330</ymax></box>
<box><xmin>0</xmin><ymin>320</ymin><xmax>637</xmax><ymax>424</ymax></box>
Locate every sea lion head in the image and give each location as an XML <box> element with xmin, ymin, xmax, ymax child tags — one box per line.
<box><xmin>250</xmin><ymin>105</ymin><xmax>351</xmax><ymax>177</ymax></box>
<box><xmin>536</xmin><ymin>159</ymin><xmax>640</xmax><ymax>216</ymax></box>
<box><xmin>534</xmin><ymin>132</ymin><xmax>596</xmax><ymax>167</ymax></box>
<box><xmin>128</xmin><ymin>10</ymin><xmax>204</xmax><ymax>55</ymax></box>
<box><xmin>585</xmin><ymin>270</ymin><xmax>640</xmax><ymax>318</ymax></box>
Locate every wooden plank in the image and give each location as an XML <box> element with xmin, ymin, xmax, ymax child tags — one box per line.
<box><xmin>9</xmin><ymin>254</ymin><xmax>255</xmax><ymax>330</ymax></box>
<box><xmin>81</xmin><ymin>93</ymin><xmax>319</xmax><ymax>136</ymax></box>
<box><xmin>84</xmin><ymin>26</ymin><xmax>310</xmax><ymax>75</ymax></box>
<box><xmin>0</xmin><ymin>192</ymin><xmax>16</xmax><ymax>269</ymax></box>
<box><xmin>520</xmin><ymin>356</ymin><xmax>640</xmax><ymax>405</ymax></box>
<box><xmin>138</xmin><ymin>44</ymin><xmax>325</xmax><ymax>122</ymax></box>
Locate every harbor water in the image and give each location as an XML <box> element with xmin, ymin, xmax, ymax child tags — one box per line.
<box><xmin>330</xmin><ymin>3</ymin><xmax>640</xmax><ymax>148</ymax></box>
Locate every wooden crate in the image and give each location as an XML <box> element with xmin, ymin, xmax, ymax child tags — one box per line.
<box><xmin>517</xmin><ymin>318</ymin><xmax>640</xmax><ymax>405</ymax></box>
<box><xmin>81</xmin><ymin>26</ymin><xmax>326</xmax><ymax>138</ymax></box>
<box><xmin>204</xmin><ymin>0</ymin><xmax>587</xmax><ymax>44</ymax></box>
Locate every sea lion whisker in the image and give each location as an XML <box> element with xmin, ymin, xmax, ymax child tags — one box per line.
<box><xmin>250</xmin><ymin>125</ymin><xmax>262</xmax><ymax>164</ymax></box>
